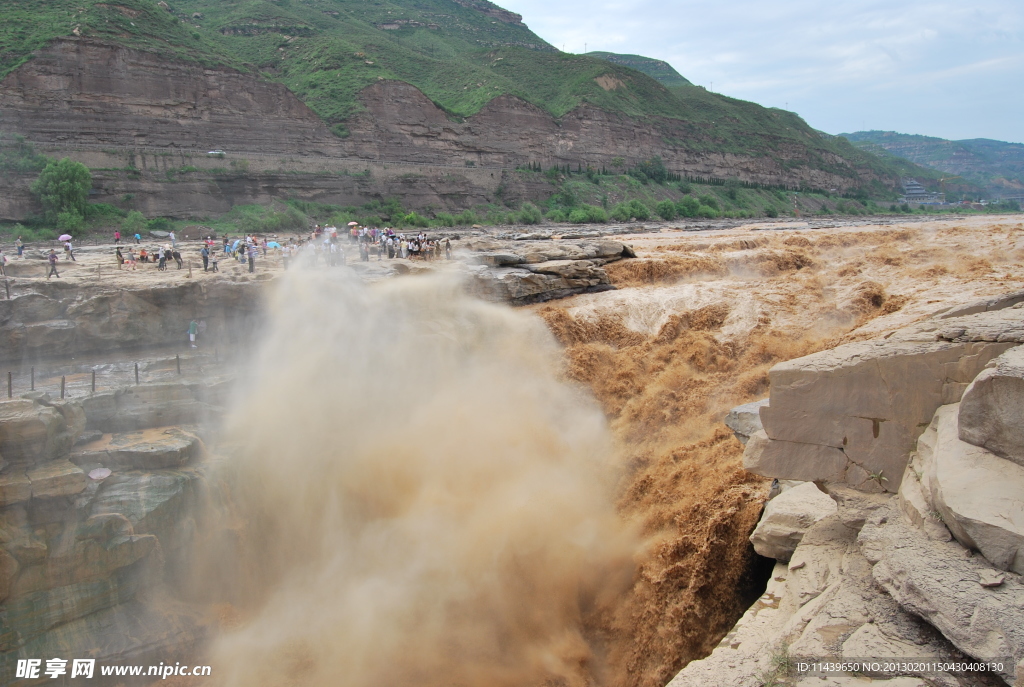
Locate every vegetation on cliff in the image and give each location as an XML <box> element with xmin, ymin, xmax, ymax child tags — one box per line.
<box><xmin>0</xmin><ymin>0</ymin><xmax>950</xmax><ymax>192</ymax></box>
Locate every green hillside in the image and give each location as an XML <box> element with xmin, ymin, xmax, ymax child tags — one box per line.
<box><xmin>842</xmin><ymin>131</ymin><xmax>1024</xmax><ymax>199</ymax></box>
<box><xmin>586</xmin><ymin>51</ymin><xmax>691</xmax><ymax>87</ymax></box>
<box><xmin>0</xmin><ymin>0</ymin><xmax>945</xmax><ymax>193</ymax></box>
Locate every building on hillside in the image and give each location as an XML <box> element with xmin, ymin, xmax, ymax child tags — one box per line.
<box><xmin>899</xmin><ymin>178</ymin><xmax>945</xmax><ymax>204</ymax></box>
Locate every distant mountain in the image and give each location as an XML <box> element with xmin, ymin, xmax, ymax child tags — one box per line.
<box><xmin>841</xmin><ymin>131</ymin><xmax>1024</xmax><ymax>199</ymax></box>
<box><xmin>586</xmin><ymin>52</ymin><xmax>691</xmax><ymax>88</ymax></box>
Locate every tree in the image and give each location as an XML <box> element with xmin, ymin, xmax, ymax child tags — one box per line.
<box><xmin>121</xmin><ymin>210</ymin><xmax>146</xmax><ymax>235</ymax></box>
<box><xmin>31</xmin><ymin>158</ymin><xmax>91</xmax><ymax>225</ymax></box>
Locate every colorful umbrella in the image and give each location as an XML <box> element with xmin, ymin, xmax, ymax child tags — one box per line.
<box><xmin>58</xmin><ymin>234</ymin><xmax>73</xmax><ymax>241</ymax></box>
<box><xmin>267</xmin><ymin>241</ymin><xmax>281</xmax><ymax>248</ymax></box>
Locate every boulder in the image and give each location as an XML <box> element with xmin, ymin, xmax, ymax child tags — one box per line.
<box><xmin>724</xmin><ymin>398</ymin><xmax>768</xmax><ymax>444</ymax></box>
<box><xmin>758</xmin><ymin>336</ymin><xmax>1014</xmax><ymax>492</ymax></box>
<box><xmin>862</xmin><ymin>504</ymin><xmax>1024</xmax><ymax>685</ymax></box>
<box><xmin>70</xmin><ymin>427</ymin><xmax>202</xmax><ymax>470</ymax></box>
<box><xmin>958</xmin><ymin>345</ymin><xmax>1024</xmax><ymax>466</ymax></box>
<box><xmin>925</xmin><ymin>404</ymin><xmax>1024</xmax><ymax>574</ymax></box>
<box><xmin>749</xmin><ymin>482</ymin><xmax>837</xmax><ymax>561</ymax></box>
<box><xmin>26</xmin><ymin>459</ymin><xmax>87</xmax><ymax>499</ymax></box>
<box><xmin>0</xmin><ymin>399</ymin><xmax>72</xmax><ymax>464</ymax></box>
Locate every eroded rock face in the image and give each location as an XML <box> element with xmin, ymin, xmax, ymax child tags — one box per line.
<box><xmin>958</xmin><ymin>345</ymin><xmax>1024</xmax><ymax>466</ymax></box>
<box><xmin>0</xmin><ymin>38</ymin><xmax>340</xmax><ymax>155</ymax></box>
<box><xmin>749</xmin><ymin>482</ymin><xmax>837</xmax><ymax>561</ymax></box>
<box><xmin>0</xmin><ymin>279</ymin><xmax>268</xmax><ymax>363</ymax></box>
<box><xmin>748</xmin><ymin>305</ymin><xmax>1023</xmax><ymax>492</ymax></box>
<box><xmin>0</xmin><ymin>377</ymin><xmax>219</xmax><ymax>680</ymax></box>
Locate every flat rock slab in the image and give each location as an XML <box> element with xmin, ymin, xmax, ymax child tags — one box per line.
<box><xmin>70</xmin><ymin>427</ymin><xmax>202</xmax><ymax>470</ymax></box>
<box><xmin>861</xmin><ymin>504</ymin><xmax>1024</xmax><ymax>685</ymax></box>
<box><xmin>926</xmin><ymin>404</ymin><xmax>1024</xmax><ymax>574</ymax></box>
<box><xmin>26</xmin><ymin>459</ymin><xmax>86</xmax><ymax>499</ymax></box>
<box><xmin>0</xmin><ymin>399</ymin><xmax>70</xmax><ymax>464</ymax></box>
<box><xmin>958</xmin><ymin>344</ymin><xmax>1024</xmax><ymax>466</ymax></box>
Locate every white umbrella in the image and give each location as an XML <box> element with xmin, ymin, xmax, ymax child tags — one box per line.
<box><xmin>347</xmin><ymin>222</ymin><xmax>359</xmax><ymax>226</ymax></box>
<box><xmin>58</xmin><ymin>234</ymin><xmax>73</xmax><ymax>242</ymax></box>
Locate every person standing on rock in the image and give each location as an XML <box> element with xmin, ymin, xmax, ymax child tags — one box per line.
<box><xmin>116</xmin><ymin>247</ymin><xmax>124</xmax><ymax>269</ymax></box>
<box><xmin>46</xmin><ymin>249</ymin><xmax>59</xmax><ymax>279</ymax></box>
<box><xmin>210</xmin><ymin>249</ymin><xmax>219</xmax><ymax>273</ymax></box>
<box><xmin>157</xmin><ymin>246</ymin><xmax>167</xmax><ymax>271</ymax></box>
<box><xmin>15</xmin><ymin>236</ymin><xmax>23</xmax><ymax>258</ymax></box>
<box><xmin>134</xmin><ymin>233</ymin><xmax>141</xmax><ymax>244</ymax></box>
<box><xmin>125</xmin><ymin>248</ymin><xmax>137</xmax><ymax>270</ymax></box>
<box><xmin>64</xmin><ymin>240</ymin><xmax>76</xmax><ymax>261</ymax></box>
<box><xmin>188</xmin><ymin>319</ymin><xmax>198</xmax><ymax>348</ymax></box>
<box><xmin>0</xmin><ymin>248</ymin><xmax>7</xmax><ymax>277</ymax></box>
<box><xmin>445</xmin><ymin>238</ymin><xmax>452</xmax><ymax>260</ymax></box>
<box><xmin>169</xmin><ymin>230</ymin><xmax>177</xmax><ymax>249</ymax></box>
<box><xmin>247</xmin><ymin>243</ymin><xmax>257</xmax><ymax>273</ymax></box>
<box><xmin>200</xmin><ymin>244</ymin><xmax>210</xmax><ymax>272</ymax></box>
<box><xmin>114</xmin><ymin>230</ymin><xmax>121</xmax><ymax>245</ymax></box>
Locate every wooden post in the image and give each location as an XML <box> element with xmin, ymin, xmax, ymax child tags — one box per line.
<box><xmin>7</xmin><ymin>371</ymin><xmax>11</xmax><ymax>398</ymax></box>
<box><xmin>4</xmin><ymin>280</ymin><xmax>9</xmax><ymax>300</ymax></box>
<box><xmin>176</xmin><ymin>354</ymin><xmax>181</xmax><ymax>375</ymax></box>
<box><xmin>135</xmin><ymin>363</ymin><xmax>139</xmax><ymax>385</ymax></box>
<box><xmin>60</xmin><ymin>376</ymin><xmax>65</xmax><ymax>400</ymax></box>
<box><xmin>91</xmin><ymin>370</ymin><xmax>96</xmax><ymax>393</ymax></box>
<box><xmin>30</xmin><ymin>367</ymin><xmax>34</xmax><ymax>391</ymax></box>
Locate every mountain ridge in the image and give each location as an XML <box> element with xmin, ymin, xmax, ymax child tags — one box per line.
<box><xmin>841</xmin><ymin>130</ymin><xmax>1024</xmax><ymax>198</ymax></box>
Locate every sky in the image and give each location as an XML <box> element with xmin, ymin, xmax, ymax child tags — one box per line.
<box><xmin>498</xmin><ymin>0</ymin><xmax>1024</xmax><ymax>143</ymax></box>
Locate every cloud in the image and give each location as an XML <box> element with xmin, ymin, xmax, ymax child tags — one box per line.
<box><xmin>498</xmin><ymin>0</ymin><xmax>1024</xmax><ymax>142</ymax></box>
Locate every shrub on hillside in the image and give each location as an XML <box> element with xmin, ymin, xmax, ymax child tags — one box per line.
<box><xmin>433</xmin><ymin>212</ymin><xmax>456</xmax><ymax>227</ymax></box>
<box><xmin>456</xmin><ymin>210</ymin><xmax>478</xmax><ymax>225</ymax></box>
<box><xmin>517</xmin><ymin>202</ymin><xmax>542</xmax><ymax>225</ymax></box>
<box><xmin>696</xmin><ymin>205</ymin><xmax>719</xmax><ymax>219</ymax></box>
<box><xmin>678</xmin><ymin>181</ymin><xmax>693</xmax><ymax>195</ymax></box>
<box><xmin>676</xmin><ymin>196</ymin><xmax>700</xmax><ymax>218</ymax></box>
<box><xmin>568</xmin><ymin>205</ymin><xmax>608</xmax><ymax>224</ymax></box>
<box><xmin>765</xmin><ymin>206</ymin><xmax>779</xmax><ymax>218</ymax></box>
<box><xmin>698</xmin><ymin>194</ymin><xmax>719</xmax><ymax>211</ymax></box>
<box><xmin>656</xmin><ymin>200</ymin><xmax>677</xmax><ymax>220</ymax></box>
<box><xmin>610</xmin><ymin>199</ymin><xmax>652</xmax><ymax>222</ymax></box>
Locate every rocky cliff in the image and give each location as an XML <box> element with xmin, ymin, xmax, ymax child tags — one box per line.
<box><xmin>0</xmin><ymin>39</ymin><xmax>887</xmax><ymax>221</ymax></box>
<box><xmin>672</xmin><ymin>290</ymin><xmax>1024</xmax><ymax>686</ymax></box>
<box><xmin>0</xmin><ymin>375</ymin><xmax>229</xmax><ymax>683</ymax></box>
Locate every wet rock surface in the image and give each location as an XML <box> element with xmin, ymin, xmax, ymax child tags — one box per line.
<box><xmin>0</xmin><ymin>374</ymin><xmax>224</xmax><ymax>683</ymax></box>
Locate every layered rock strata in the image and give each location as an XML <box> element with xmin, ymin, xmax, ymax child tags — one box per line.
<box><xmin>0</xmin><ymin>378</ymin><xmax>225</xmax><ymax>683</ymax></box>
